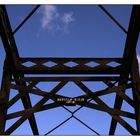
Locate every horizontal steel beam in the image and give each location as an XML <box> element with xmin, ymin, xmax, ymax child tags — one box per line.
<box><xmin>17</xmin><ymin>58</ymin><xmax>123</xmax><ymax>74</ymax></box>
<box><xmin>18</xmin><ymin>76</ymin><xmax>121</xmax><ymax>82</ymax></box>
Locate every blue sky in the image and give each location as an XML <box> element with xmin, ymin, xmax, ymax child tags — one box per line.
<box><xmin>0</xmin><ymin>5</ymin><xmax>140</xmax><ymax>135</ymax></box>
<box><xmin>6</xmin><ymin>5</ymin><xmax>132</xmax><ymax>57</ymax></box>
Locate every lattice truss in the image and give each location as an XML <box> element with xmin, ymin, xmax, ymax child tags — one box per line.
<box><xmin>0</xmin><ymin>5</ymin><xmax>140</xmax><ymax>135</ymax></box>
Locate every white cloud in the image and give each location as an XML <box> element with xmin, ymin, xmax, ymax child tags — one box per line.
<box><xmin>41</xmin><ymin>5</ymin><xmax>59</xmax><ymax>30</ymax></box>
<box><xmin>40</xmin><ymin>5</ymin><xmax>74</xmax><ymax>32</ymax></box>
<box><xmin>61</xmin><ymin>12</ymin><xmax>74</xmax><ymax>25</ymax></box>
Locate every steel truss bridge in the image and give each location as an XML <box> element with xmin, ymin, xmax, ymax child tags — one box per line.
<box><xmin>0</xmin><ymin>5</ymin><xmax>140</xmax><ymax>135</ymax></box>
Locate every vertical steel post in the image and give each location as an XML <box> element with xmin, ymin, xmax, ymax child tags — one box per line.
<box><xmin>131</xmin><ymin>54</ymin><xmax>140</xmax><ymax>134</ymax></box>
<box><xmin>0</xmin><ymin>59</ymin><xmax>12</xmax><ymax>134</ymax></box>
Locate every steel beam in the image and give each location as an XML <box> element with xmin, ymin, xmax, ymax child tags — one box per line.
<box><xmin>0</xmin><ymin>5</ymin><xmax>39</xmax><ymax>135</ymax></box>
<box><xmin>13</xmin><ymin>5</ymin><xmax>41</xmax><ymax>34</ymax></box>
<box><xmin>0</xmin><ymin>60</ymin><xmax>12</xmax><ymax>134</ymax></box>
<box><xmin>18</xmin><ymin>58</ymin><xmax>123</xmax><ymax>74</ymax></box>
<box><xmin>4</xmin><ymin>82</ymin><xmax>67</xmax><ymax>135</ymax></box>
<box><xmin>75</xmin><ymin>81</ymin><xmax>138</xmax><ymax>134</ymax></box>
<box><xmin>0</xmin><ymin>6</ymin><xmax>19</xmax><ymax>60</ymax></box>
<box><xmin>14</xmin><ymin>75</ymin><xmax>39</xmax><ymax>135</ymax></box>
<box><xmin>0</xmin><ymin>5</ymin><xmax>140</xmax><ymax>135</ymax></box>
<box><xmin>131</xmin><ymin>54</ymin><xmax>140</xmax><ymax>134</ymax></box>
<box><xmin>109</xmin><ymin>5</ymin><xmax>140</xmax><ymax>135</ymax></box>
<box><xmin>17</xmin><ymin>76</ymin><xmax>121</xmax><ymax>82</ymax></box>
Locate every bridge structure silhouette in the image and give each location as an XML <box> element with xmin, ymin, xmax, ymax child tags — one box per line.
<box><xmin>0</xmin><ymin>5</ymin><xmax>140</xmax><ymax>135</ymax></box>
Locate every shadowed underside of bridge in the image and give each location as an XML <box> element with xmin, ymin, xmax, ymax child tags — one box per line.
<box><xmin>0</xmin><ymin>5</ymin><xmax>140</xmax><ymax>135</ymax></box>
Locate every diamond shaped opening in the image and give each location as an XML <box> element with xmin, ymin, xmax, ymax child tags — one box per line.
<box><xmin>85</xmin><ymin>61</ymin><xmax>99</xmax><ymax>67</ymax></box>
<box><xmin>43</xmin><ymin>61</ymin><xmax>57</xmax><ymax>67</ymax></box>
<box><xmin>107</xmin><ymin>61</ymin><xmax>120</xmax><ymax>67</ymax></box>
<box><xmin>22</xmin><ymin>61</ymin><xmax>36</xmax><ymax>67</ymax></box>
<box><xmin>64</xmin><ymin>61</ymin><xmax>78</xmax><ymax>68</ymax></box>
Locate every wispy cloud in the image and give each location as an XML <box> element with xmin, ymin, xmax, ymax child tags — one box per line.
<box><xmin>39</xmin><ymin>5</ymin><xmax>74</xmax><ymax>32</ymax></box>
<box><xmin>40</xmin><ymin>5</ymin><xmax>59</xmax><ymax>30</ymax></box>
<box><xmin>61</xmin><ymin>12</ymin><xmax>74</xmax><ymax>25</ymax></box>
